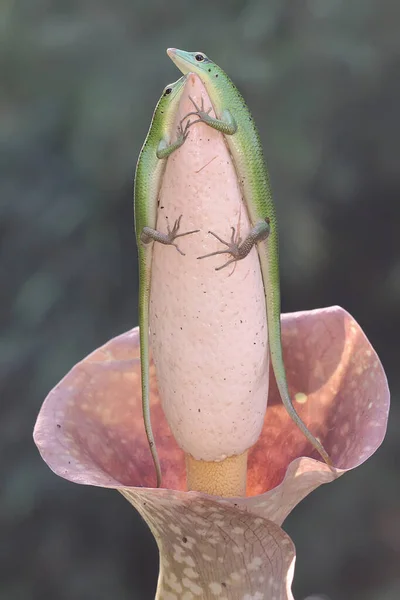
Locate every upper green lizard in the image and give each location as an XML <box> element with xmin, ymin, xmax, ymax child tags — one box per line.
<box><xmin>167</xmin><ymin>49</ymin><xmax>332</xmax><ymax>466</ymax></box>
<box><xmin>134</xmin><ymin>75</ymin><xmax>199</xmax><ymax>487</ymax></box>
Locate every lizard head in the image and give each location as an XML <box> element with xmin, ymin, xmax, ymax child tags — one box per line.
<box><xmin>167</xmin><ymin>48</ymin><xmax>222</xmax><ymax>81</ymax></box>
<box><xmin>159</xmin><ymin>75</ymin><xmax>186</xmax><ymax>105</ymax></box>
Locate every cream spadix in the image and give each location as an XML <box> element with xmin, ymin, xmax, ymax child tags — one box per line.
<box><xmin>149</xmin><ymin>74</ymin><xmax>269</xmax><ymax>493</ymax></box>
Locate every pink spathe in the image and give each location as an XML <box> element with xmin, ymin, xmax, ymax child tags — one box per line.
<box><xmin>149</xmin><ymin>73</ymin><xmax>269</xmax><ymax>462</ymax></box>
<box><xmin>33</xmin><ymin>305</ymin><xmax>389</xmax><ymax>599</ymax></box>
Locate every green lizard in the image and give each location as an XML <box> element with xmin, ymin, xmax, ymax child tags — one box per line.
<box><xmin>134</xmin><ymin>76</ymin><xmax>199</xmax><ymax>487</ymax></box>
<box><xmin>167</xmin><ymin>49</ymin><xmax>332</xmax><ymax>466</ymax></box>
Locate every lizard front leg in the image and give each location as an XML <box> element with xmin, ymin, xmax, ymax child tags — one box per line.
<box><xmin>198</xmin><ymin>219</ymin><xmax>270</xmax><ymax>270</ymax></box>
<box><xmin>182</xmin><ymin>96</ymin><xmax>237</xmax><ymax>136</ymax></box>
<box><xmin>141</xmin><ymin>214</ymin><xmax>199</xmax><ymax>256</ymax></box>
<box><xmin>142</xmin><ymin>122</ymin><xmax>199</xmax><ymax>255</ymax></box>
<box><xmin>156</xmin><ymin>120</ymin><xmax>191</xmax><ymax>159</ymax></box>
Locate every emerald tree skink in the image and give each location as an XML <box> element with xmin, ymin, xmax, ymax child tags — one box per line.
<box><xmin>134</xmin><ymin>76</ymin><xmax>199</xmax><ymax>487</ymax></box>
<box><xmin>167</xmin><ymin>49</ymin><xmax>332</xmax><ymax>466</ymax></box>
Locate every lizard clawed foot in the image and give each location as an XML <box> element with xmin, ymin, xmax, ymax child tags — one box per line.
<box><xmin>141</xmin><ymin>215</ymin><xmax>199</xmax><ymax>255</ymax></box>
<box><xmin>176</xmin><ymin>119</ymin><xmax>191</xmax><ymax>143</ymax></box>
<box><xmin>180</xmin><ymin>96</ymin><xmax>213</xmax><ymax>128</ymax></box>
<box><xmin>197</xmin><ymin>227</ymin><xmax>243</xmax><ymax>270</ymax></box>
<box><xmin>163</xmin><ymin>215</ymin><xmax>200</xmax><ymax>255</ymax></box>
<box><xmin>189</xmin><ymin>96</ymin><xmax>213</xmax><ymax>117</ymax></box>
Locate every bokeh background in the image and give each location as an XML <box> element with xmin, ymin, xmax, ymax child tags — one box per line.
<box><xmin>2</xmin><ymin>1</ymin><xmax>399</xmax><ymax>598</ymax></box>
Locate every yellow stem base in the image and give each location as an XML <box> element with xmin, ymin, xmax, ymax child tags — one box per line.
<box><xmin>185</xmin><ymin>451</ymin><xmax>248</xmax><ymax>497</ymax></box>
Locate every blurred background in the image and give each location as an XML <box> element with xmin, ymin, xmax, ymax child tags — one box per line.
<box><xmin>1</xmin><ymin>0</ymin><xmax>399</xmax><ymax>598</ymax></box>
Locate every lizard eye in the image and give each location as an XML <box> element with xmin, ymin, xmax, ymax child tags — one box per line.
<box><xmin>164</xmin><ymin>87</ymin><xmax>172</xmax><ymax>96</ymax></box>
<box><xmin>195</xmin><ymin>53</ymin><xmax>205</xmax><ymax>62</ymax></box>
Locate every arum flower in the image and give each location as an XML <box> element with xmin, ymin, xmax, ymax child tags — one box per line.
<box><xmin>34</xmin><ymin>75</ymin><xmax>389</xmax><ymax>599</ymax></box>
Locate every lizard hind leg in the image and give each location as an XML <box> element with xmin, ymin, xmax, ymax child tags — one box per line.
<box><xmin>197</xmin><ymin>220</ymin><xmax>270</xmax><ymax>271</ymax></box>
<box><xmin>141</xmin><ymin>215</ymin><xmax>200</xmax><ymax>256</ymax></box>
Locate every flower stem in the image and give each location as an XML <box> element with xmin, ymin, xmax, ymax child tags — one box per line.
<box><xmin>185</xmin><ymin>451</ymin><xmax>248</xmax><ymax>497</ymax></box>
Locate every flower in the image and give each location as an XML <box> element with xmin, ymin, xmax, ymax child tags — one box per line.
<box><xmin>34</xmin><ymin>305</ymin><xmax>389</xmax><ymax>599</ymax></box>
<box><xmin>34</xmin><ymin>73</ymin><xmax>389</xmax><ymax>600</ymax></box>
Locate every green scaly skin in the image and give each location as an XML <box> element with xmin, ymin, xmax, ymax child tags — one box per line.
<box><xmin>134</xmin><ymin>75</ymin><xmax>196</xmax><ymax>487</ymax></box>
<box><xmin>167</xmin><ymin>49</ymin><xmax>332</xmax><ymax>466</ymax></box>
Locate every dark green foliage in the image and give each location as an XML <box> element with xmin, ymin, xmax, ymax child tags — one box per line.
<box><xmin>1</xmin><ymin>1</ymin><xmax>399</xmax><ymax>598</ymax></box>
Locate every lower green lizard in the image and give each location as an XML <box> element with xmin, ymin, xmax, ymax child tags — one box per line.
<box><xmin>134</xmin><ymin>76</ymin><xmax>199</xmax><ymax>487</ymax></box>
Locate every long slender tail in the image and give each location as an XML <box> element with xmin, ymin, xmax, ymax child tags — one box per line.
<box><xmin>138</xmin><ymin>253</ymin><xmax>162</xmax><ymax>486</ymax></box>
<box><xmin>262</xmin><ymin>236</ymin><xmax>332</xmax><ymax>466</ymax></box>
<box><xmin>270</xmin><ymin>333</ymin><xmax>333</xmax><ymax>466</ymax></box>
